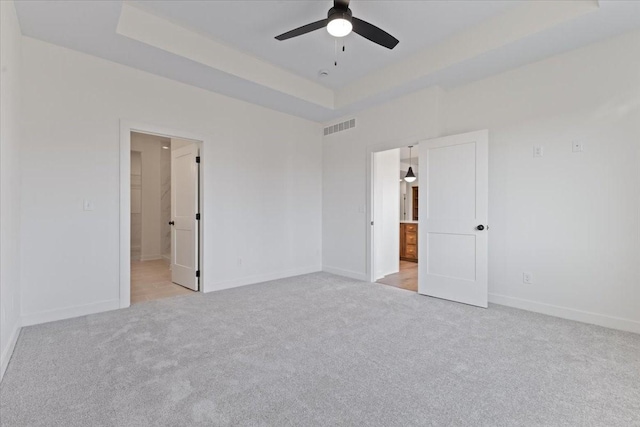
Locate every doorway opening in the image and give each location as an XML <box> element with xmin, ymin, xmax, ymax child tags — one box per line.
<box><xmin>369</xmin><ymin>130</ymin><xmax>489</xmax><ymax>308</ymax></box>
<box><xmin>372</xmin><ymin>146</ymin><xmax>419</xmax><ymax>293</ymax></box>
<box><xmin>120</xmin><ymin>123</ymin><xmax>203</xmax><ymax>308</ymax></box>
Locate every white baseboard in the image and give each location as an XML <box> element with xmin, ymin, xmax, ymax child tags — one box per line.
<box><xmin>162</xmin><ymin>254</ymin><xmax>170</xmax><ymax>261</ymax></box>
<box><xmin>0</xmin><ymin>321</ymin><xmax>21</xmax><ymax>382</ymax></box>
<box><xmin>206</xmin><ymin>266</ymin><xmax>322</xmax><ymax>293</ymax></box>
<box><xmin>322</xmin><ymin>265</ymin><xmax>368</xmax><ymax>282</ymax></box>
<box><xmin>489</xmin><ymin>293</ymin><xmax>640</xmax><ymax>334</ymax></box>
<box><xmin>21</xmin><ymin>299</ymin><xmax>121</xmax><ymax>327</ymax></box>
<box><xmin>140</xmin><ymin>254</ymin><xmax>163</xmax><ymax>261</ymax></box>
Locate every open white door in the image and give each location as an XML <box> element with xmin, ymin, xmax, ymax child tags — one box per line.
<box><xmin>418</xmin><ymin>130</ymin><xmax>488</xmax><ymax>307</ymax></box>
<box><xmin>170</xmin><ymin>144</ymin><xmax>199</xmax><ymax>291</ymax></box>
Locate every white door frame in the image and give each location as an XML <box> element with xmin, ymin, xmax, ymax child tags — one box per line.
<box><xmin>366</xmin><ymin>136</ymin><xmax>422</xmax><ymax>283</ymax></box>
<box><xmin>367</xmin><ymin>131</ymin><xmax>489</xmax><ymax>294</ymax></box>
<box><xmin>119</xmin><ymin>120</ymin><xmax>207</xmax><ymax>308</ymax></box>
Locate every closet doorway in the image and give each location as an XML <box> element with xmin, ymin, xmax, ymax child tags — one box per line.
<box><xmin>120</xmin><ymin>122</ymin><xmax>204</xmax><ymax>308</ymax></box>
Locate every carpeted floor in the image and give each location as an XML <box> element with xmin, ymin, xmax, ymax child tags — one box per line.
<box><xmin>1</xmin><ymin>273</ymin><xmax>639</xmax><ymax>426</ymax></box>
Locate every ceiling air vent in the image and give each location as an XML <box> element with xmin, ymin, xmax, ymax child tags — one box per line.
<box><xmin>324</xmin><ymin>118</ymin><xmax>356</xmax><ymax>136</ymax></box>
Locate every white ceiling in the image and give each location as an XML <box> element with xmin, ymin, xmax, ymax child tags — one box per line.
<box><xmin>130</xmin><ymin>0</ymin><xmax>515</xmax><ymax>90</ymax></box>
<box><xmin>14</xmin><ymin>1</ymin><xmax>640</xmax><ymax>122</ymax></box>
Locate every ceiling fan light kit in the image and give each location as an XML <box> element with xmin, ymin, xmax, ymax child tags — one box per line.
<box><xmin>275</xmin><ymin>0</ymin><xmax>399</xmax><ymax>50</ymax></box>
<box><xmin>327</xmin><ymin>7</ymin><xmax>353</xmax><ymax>37</ymax></box>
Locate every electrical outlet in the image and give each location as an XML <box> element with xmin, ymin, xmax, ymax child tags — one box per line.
<box><xmin>83</xmin><ymin>199</ymin><xmax>95</xmax><ymax>211</ymax></box>
<box><xmin>523</xmin><ymin>272</ymin><xmax>533</xmax><ymax>284</ymax></box>
<box><xmin>572</xmin><ymin>141</ymin><xmax>583</xmax><ymax>152</ymax></box>
<box><xmin>533</xmin><ymin>146</ymin><xmax>544</xmax><ymax>158</ymax></box>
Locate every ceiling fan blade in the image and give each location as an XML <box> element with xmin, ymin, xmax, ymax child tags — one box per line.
<box><xmin>334</xmin><ymin>0</ymin><xmax>350</xmax><ymax>9</ymax></box>
<box><xmin>275</xmin><ymin>19</ymin><xmax>328</xmax><ymax>41</ymax></box>
<box><xmin>352</xmin><ymin>17</ymin><xmax>399</xmax><ymax>49</ymax></box>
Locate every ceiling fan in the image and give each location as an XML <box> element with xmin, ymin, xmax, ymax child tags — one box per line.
<box><xmin>275</xmin><ymin>0</ymin><xmax>399</xmax><ymax>50</ymax></box>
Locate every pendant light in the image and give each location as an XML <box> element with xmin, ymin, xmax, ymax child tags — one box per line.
<box><xmin>404</xmin><ymin>145</ymin><xmax>417</xmax><ymax>183</ymax></box>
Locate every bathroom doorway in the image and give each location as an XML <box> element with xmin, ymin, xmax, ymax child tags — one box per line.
<box><xmin>372</xmin><ymin>146</ymin><xmax>419</xmax><ymax>292</ymax></box>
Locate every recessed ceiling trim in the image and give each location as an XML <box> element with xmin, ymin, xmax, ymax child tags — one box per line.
<box><xmin>15</xmin><ymin>0</ymin><xmax>636</xmax><ymax>123</ymax></box>
<box><xmin>336</xmin><ymin>0</ymin><xmax>600</xmax><ymax>108</ymax></box>
<box><xmin>116</xmin><ymin>3</ymin><xmax>335</xmax><ymax>109</ymax></box>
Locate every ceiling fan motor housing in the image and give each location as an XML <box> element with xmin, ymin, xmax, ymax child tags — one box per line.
<box><xmin>328</xmin><ymin>7</ymin><xmax>352</xmax><ymax>24</ymax></box>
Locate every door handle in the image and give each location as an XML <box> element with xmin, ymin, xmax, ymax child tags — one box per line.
<box><xmin>168</xmin><ymin>221</ymin><xmax>175</xmax><ymax>226</ymax></box>
<box><xmin>476</xmin><ymin>225</ymin><xmax>485</xmax><ymax>231</ymax></box>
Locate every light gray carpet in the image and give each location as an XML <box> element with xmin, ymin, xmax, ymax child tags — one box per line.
<box><xmin>1</xmin><ymin>273</ymin><xmax>639</xmax><ymax>426</ymax></box>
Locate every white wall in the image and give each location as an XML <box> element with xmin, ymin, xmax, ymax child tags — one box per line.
<box><xmin>171</xmin><ymin>138</ymin><xmax>192</xmax><ymax>151</ymax></box>
<box><xmin>131</xmin><ymin>132</ymin><xmax>165</xmax><ymax>261</ymax></box>
<box><xmin>19</xmin><ymin>37</ymin><xmax>323</xmax><ymax>325</ymax></box>
<box><xmin>323</xmin><ymin>29</ymin><xmax>640</xmax><ymax>333</ymax></box>
<box><xmin>442</xmin><ymin>29</ymin><xmax>640</xmax><ymax>333</ymax></box>
<box><xmin>0</xmin><ymin>0</ymin><xmax>23</xmax><ymax>380</ymax></box>
<box><xmin>373</xmin><ymin>149</ymin><xmax>400</xmax><ymax>279</ymax></box>
<box><xmin>130</xmin><ymin>151</ymin><xmax>142</xmax><ymax>260</ymax></box>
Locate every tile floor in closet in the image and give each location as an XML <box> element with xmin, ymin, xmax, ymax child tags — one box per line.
<box><xmin>131</xmin><ymin>259</ymin><xmax>194</xmax><ymax>304</ymax></box>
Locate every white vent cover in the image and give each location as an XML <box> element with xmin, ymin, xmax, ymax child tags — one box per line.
<box><xmin>324</xmin><ymin>118</ymin><xmax>356</xmax><ymax>136</ymax></box>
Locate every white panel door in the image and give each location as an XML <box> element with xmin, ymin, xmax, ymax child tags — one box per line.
<box><xmin>418</xmin><ymin>130</ymin><xmax>488</xmax><ymax>307</ymax></box>
<box><xmin>171</xmin><ymin>144</ymin><xmax>199</xmax><ymax>291</ymax></box>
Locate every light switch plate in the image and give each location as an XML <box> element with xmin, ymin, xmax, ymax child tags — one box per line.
<box><xmin>83</xmin><ymin>199</ymin><xmax>95</xmax><ymax>211</ymax></box>
<box><xmin>533</xmin><ymin>146</ymin><xmax>544</xmax><ymax>158</ymax></box>
<box><xmin>572</xmin><ymin>141</ymin><xmax>583</xmax><ymax>152</ymax></box>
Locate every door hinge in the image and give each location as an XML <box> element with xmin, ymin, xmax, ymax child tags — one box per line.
<box><xmin>195</xmin><ymin>156</ymin><xmax>200</xmax><ymax>163</ymax></box>
<box><xmin>195</xmin><ymin>213</ymin><xmax>200</xmax><ymax>220</ymax></box>
<box><xmin>196</xmin><ymin>270</ymin><xmax>200</xmax><ymax>278</ymax></box>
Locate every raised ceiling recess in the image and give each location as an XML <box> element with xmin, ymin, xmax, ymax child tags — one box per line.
<box><xmin>14</xmin><ymin>0</ymin><xmax>640</xmax><ymax>121</ymax></box>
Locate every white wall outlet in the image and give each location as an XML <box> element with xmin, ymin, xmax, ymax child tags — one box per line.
<box><xmin>533</xmin><ymin>145</ymin><xmax>544</xmax><ymax>158</ymax></box>
<box><xmin>523</xmin><ymin>272</ymin><xmax>533</xmax><ymax>284</ymax></box>
<box><xmin>83</xmin><ymin>199</ymin><xmax>95</xmax><ymax>211</ymax></box>
<box><xmin>572</xmin><ymin>141</ymin><xmax>583</xmax><ymax>152</ymax></box>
